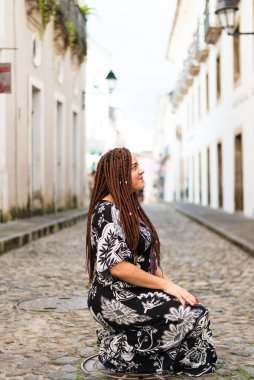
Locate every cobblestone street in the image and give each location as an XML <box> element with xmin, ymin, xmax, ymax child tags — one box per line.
<box><xmin>0</xmin><ymin>202</ymin><xmax>253</xmax><ymax>380</ymax></box>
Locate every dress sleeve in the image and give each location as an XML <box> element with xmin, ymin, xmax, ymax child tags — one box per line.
<box><xmin>93</xmin><ymin>202</ymin><xmax>132</xmax><ymax>279</ymax></box>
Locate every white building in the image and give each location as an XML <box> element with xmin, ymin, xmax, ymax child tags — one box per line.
<box><xmin>163</xmin><ymin>0</ymin><xmax>254</xmax><ymax>218</ymax></box>
<box><xmin>85</xmin><ymin>38</ymin><xmax>126</xmax><ymax>175</ymax></box>
<box><xmin>154</xmin><ymin>94</ymin><xmax>184</xmax><ymax>201</ymax></box>
<box><xmin>85</xmin><ymin>38</ymin><xmax>111</xmax><ymax>166</ymax></box>
<box><xmin>0</xmin><ymin>0</ymin><xmax>87</xmax><ymax>222</ymax></box>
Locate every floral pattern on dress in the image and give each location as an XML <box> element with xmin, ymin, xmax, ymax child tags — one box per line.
<box><xmin>164</xmin><ymin>305</ymin><xmax>203</xmax><ymax>335</ymax></box>
<box><xmin>88</xmin><ymin>200</ymin><xmax>217</xmax><ymax>376</ymax></box>
<box><xmin>101</xmin><ymin>296</ymin><xmax>151</xmax><ymax>325</ymax></box>
<box><xmin>137</xmin><ymin>291</ymin><xmax>171</xmax><ymax>313</ymax></box>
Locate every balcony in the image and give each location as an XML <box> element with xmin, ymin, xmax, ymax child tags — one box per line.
<box><xmin>185</xmin><ymin>53</ymin><xmax>200</xmax><ymax>77</ymax></box>
<box><xmin>160</xmin><ymin>146</ymin><xmax>171</xmax><ymax>164</ymax></box>
<box><xmin>180</xmin><ymin>84</ymin><xmax>188</xmax><ymax>95</ymax></box>
<box><xmin>194</xmin><ymin>19</ymin><xmax>209</xmax><ymax>62</ymax></box>
<box><xmin>171</xmin><ymin>89</ymin><xmax>182</xmax><ymax>110</ymax></box>
<box><xmin>25</xmin><ymin>0</ymin><xmax>87</xmax><ymax>61</ymax></box>
<box><xmin>57</xmin><ymin>0</ymin><xmax>86</xmax><ymax>44</ymax></box>
<box><xmin>185</xmin><ymin>75</ymin><xmax>193</xmax><ymax>87</ymax></box>
<box><xmin>204</xmin><ymin>1</ymin><xmax>221</xmax><ymax>44</ymax></box>
<box><xmin>175</xmin><ymin>125</ymin><xmax>182</xmax><ymax>141</ymax></box>
<box><xmin>189</xmin><ymin>60</ymin><xmax>200</xmax><ymax>76</ymax></box>
<box><xmin>177</xmin><ymin>77</ymin><xmax>188</xmax><ymax>95</ymax></box>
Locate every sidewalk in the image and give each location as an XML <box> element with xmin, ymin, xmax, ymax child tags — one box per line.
<box><xmin>0</xmin><ymin>208</ymin><xmax>88</xmax><ymax>254</ymax></box>
<box><xmin>172</xmin><ymin>201</ymin><xmax>254</xmax><ymax>257</ymax></box>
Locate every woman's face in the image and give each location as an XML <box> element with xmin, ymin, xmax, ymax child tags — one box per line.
<box><xmin>131</xmin><ymin>154</ymin><xmax>145</xmax><ymax>192</ymax></box>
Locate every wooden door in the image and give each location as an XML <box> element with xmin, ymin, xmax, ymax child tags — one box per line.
<box><xmin>235</xmin><ymin>134</ymin><xmax>243</xmax><ymax>211</ymax></box>
<box><xmin>218</xmin><ymin>143</ymin><xmax>223</xmax><ymax>208</ymax></box>
<box><xmin>207</xmin><ymin>147</ymin><xmax>211</xmax><ymax>206</ymax></box>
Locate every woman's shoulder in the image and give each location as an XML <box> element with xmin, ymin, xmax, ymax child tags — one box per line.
<box><xmin>95</xmin><ymin>200</ymin><xmax>118</xmax><ymax>211</ymax></box>
<box><xmin>93</xmin><ymin>200</ymin><xmax>119</xmax><ymax>219</ymax></box>
<box><xmin>92</xmin><ymin>200</ymin><xmax>120</xmax><ymax>230</ymax></box>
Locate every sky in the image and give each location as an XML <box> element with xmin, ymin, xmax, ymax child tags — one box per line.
<box><xmin>82</xmin><ymin>0</ymin><xmax>177</xmax><ymax>152</ymax></box>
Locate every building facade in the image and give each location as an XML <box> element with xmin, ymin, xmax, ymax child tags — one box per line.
<box><xmin>164</xmin><ymin>0</ymin><xmax>254</xmax><ymax>218</ymax></box>
<box><xmin>154</xmin><ymin>94</ymin><xmax>184</xmax><ymax>201</ymax></box>
<box><xmin>0</xmin><ymin>0</ymin><xmax>87</xmax><ymax>222</ymax></box>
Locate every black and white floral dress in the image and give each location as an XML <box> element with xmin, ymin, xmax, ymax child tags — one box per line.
<box><xmin>88</xmin><ymin>200</ymin><xmax>217</xmax><ymax>376</ymax></box>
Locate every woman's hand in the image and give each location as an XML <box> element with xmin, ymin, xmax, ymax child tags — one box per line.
<box><xmin>109</xmin><ymin>262</ymin><xmax>199</xmax><ymax>308</ymax></box>
<box><xmin>162</xmin><ymin>281</ymin><xmax>198</xmax><ymax>308</ymax></box>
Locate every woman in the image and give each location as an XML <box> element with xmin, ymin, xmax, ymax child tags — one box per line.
<box><xmin>86</xmin><ymin>148</ymin><xmax>217</xmax><ymax>376</ymax></box>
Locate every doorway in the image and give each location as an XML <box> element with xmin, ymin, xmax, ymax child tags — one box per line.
<box><xmin>217</xmin><ymin>142</ymin><xmax>223</xmax><ymax>208</ymax></box>
<box><xmin>235</xmin><ymin>133</ymin><xmax>243</xmax><ymax>211</ymax></box>
<box><xmin>31</xmin><ymin>86</ymin><xmax>42</xmax><ymax>213</ymax></box>
<box><xmin>56</xmin><ymin>101</ymin><xmax>63</xmax><ymax>210</ymax></box>
<box><xmin>199</xmin><ymin>152</ymin><xmax>202</xmax><ymax>204</ymax></box>
<box><xmin>72</xmin><ymin>112</ymin><xmax>78</xmax><ymax>207</ymax></box>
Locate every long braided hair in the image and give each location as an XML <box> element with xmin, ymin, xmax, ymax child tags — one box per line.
<box><xmin>86</xmin><ymin>147</ymin><xmax>160</xmax><ymax>283</ymax></box>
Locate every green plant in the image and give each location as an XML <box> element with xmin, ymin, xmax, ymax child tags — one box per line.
<box><xmin>38</xmin><ymin>0</ymin><xmax>47</xmax><ymax>36</ymax></box>
<box><xmin>36</xmin><ymin>0</ymin><xmax>87</xmax><ymax>63</ymax></box>
<box><xmin>80</xmin><ymin>5</ymin><xmax>94</xmax><ymax>17</ymax></box>
<box><xmin>38</xmin><ymin>0</ymin><xmax>57</xmax><ymax>37</ymax></box>
<box><xmin>66</xmin><ymin>19</ymin><xmax>76</xmax><ymax>49</ymax></box>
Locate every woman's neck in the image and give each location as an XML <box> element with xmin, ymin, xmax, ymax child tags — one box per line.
<box><xmin>102</xmin><ymin>194</ymin><xmax>115</xmax><ymax>203</ymax></box>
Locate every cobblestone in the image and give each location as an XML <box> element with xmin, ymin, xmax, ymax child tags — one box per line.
<box><xmin>0</xmin><ymin>202</ymin><xmax>253</xmax><ymax>379</ymax></box>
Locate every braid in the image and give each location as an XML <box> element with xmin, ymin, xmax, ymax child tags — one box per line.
<box><xmin>86</xmin><ymin>147</ymin><xmax>160</xmax><ymax>283</ymax></box>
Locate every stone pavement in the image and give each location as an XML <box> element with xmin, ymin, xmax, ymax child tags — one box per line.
<box><xmin>0</xmin><ymin>202</ymin><xmax>253</xmax><ymax>380</ymax></box>
<box><xmin>172</xmin><ymin>201</ymin><xmax>254</xmax><ymax>257</ymax></box>
<box><xmin>0</xmin><ymin>209</ymin><xmax>87</xmax><ymax>255</ymax></box>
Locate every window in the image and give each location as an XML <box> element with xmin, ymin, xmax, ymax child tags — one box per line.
<box><xmin>235</xmin><ymin>133</ymin><xmax>243</xmax><ymax>211</ymax></box>
<box><xmin>32</xmin><ymin>34</ymin><xmax>42</xmax><ymax>67</ymax></box>
<box><xmin>217</xmin><ymin>142</ymin><xmax>223</xmax><ymax>208</ymax></box>
<box><xmin>192</xmin><ymin>156</ymin><xmax>195</xmax><ymax>202</ymax></box>
<box><xmin>216</xmin><ymin>54</ymin><xmax>221</xmax><ymax>100</ymax></box>
<box><xmin>233</xmin><ymin>25</ymin><xmax>241</xmax><ymax>83</ymax></box>
<box><xmin>206</xmin><ymin>73</ymin><xmax>209</xmax><ymax>113</ymax></box>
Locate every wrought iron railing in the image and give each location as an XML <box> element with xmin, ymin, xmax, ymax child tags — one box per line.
<box><xmin>57</xmin><ymin>0</ymin><xmax>86</xmax><ymax>43</ymax></box>
<box><xmin>204</xmin><ymin>0</ymin><xmax>221</xmax><ymax>37</ymax></box>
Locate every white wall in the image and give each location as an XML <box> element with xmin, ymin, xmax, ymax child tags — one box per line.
<box><xmin>1</xmin><ymin>1</ymin><xmax>86</xmax><ymax>220</ymax></box>
<box><xmin>165</xmin><ymin>0</ymin><xmax>254</xmax><ymax>218</ymax></box>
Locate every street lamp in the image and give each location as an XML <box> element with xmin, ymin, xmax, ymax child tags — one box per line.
<box><xmin>105</xmin><ymin>70</ymin><xmax>117</xmax><ymax>93</ymax></box>
<box><xmin>215</xmin><ymin>0</ymin><xmax>254</xmax><ymax>35</ymax></box>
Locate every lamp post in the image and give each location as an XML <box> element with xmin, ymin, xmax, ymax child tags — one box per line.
<box><xmin>215</xmin><ymin>0</ymin><xmax>254</xmax><ymax>35</ymax></box>
<box><xmin>105</xmin><ymin>70</ymin><xmax>117</xmax><ymax>93</ymax></box>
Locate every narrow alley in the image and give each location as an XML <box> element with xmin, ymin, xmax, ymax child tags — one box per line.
<box><xmin>0</xmin><ymin>202</ymin><xmax>253</xmax><ymax>379</ymax></box>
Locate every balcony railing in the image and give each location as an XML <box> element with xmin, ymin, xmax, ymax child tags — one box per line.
<box><xmin>204</xmin><ymin>0</ymin><xmax>221</xmax><ymax>44</ymax></box>
<box><xmin>171</xmin><ymin>89</ymin><xmax>182</xmax><ymax>110</ymax></box>
<box><xmin>182</xmin><ymin>71</ymin><xmax>193</xmax><ymax>88</ymax></box>
<box><xmin>194</xmin><ymin>18</ymin><xmax>209</xmax><ymax>62</ymax></box>
<box><xmin>185</xmin><ymin>49</ymin><xmax>200</xmax><ymax>77</ymax></box>
<box><xmin>25</xmin><ymin>0</ymin><xmax>86</xmax><ymax>53</ymax></box>
<box><xmin>57</xmin><ymin>0</ymin><xmax>86</xmax><ymax>43</ymax></box>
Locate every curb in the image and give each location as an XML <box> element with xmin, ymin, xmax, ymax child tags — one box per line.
<box><xmin>0</xmin><ymin>209</ymin><xmax>88</xmax><ymax>255</ymax></box>
<box><xmin>172</xmin><ymin>203</ymin><xmax>254</xmax><ymax>258</ymax></box>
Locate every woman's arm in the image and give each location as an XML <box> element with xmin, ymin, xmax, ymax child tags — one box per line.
<box><xmin>110</xmin><ymin>261</ymin><xmax>197</xmax><ymax>307</ymax></box>
<box><xmin>155</xmin><ymin>267</ymin><xmax>170</xmax><ymax>280</ymax></box>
